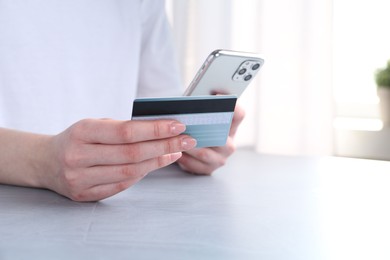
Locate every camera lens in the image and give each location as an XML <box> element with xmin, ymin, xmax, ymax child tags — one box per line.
<box><xmin>244</xmin><ymin>74</ymin><xmax>252</xmax><ymax>81</ymax></box>
<box><xmin>238</xmin><ymin>68</ymin><xmax>247</xmax><ymax>75</ymax></box>
<box><xmin>252</xmin><ymin>63</ymin><xmax>260</xmax><ymax>70</ymax></box>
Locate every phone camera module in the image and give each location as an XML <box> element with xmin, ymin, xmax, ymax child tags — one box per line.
<box><xmin>244</xmin><ymin>74</ymin><xmax>252</xmax><ymax>81</ymax></box>
<box><xmin>232</xmin><ymin>60</ymin><xmax>261</xmax><ymax>82</ymax></box>
<box><xmin>238</xmin><ymin>68</ymin><xmax>247</xmax><ymax>75</ymax></box>
<box><xmin>252</xmin><ymin>63</ymin><xmax>260</xmax><ymax>70</ymax></box>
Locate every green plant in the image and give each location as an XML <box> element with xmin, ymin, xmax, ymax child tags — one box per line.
<box><xmin>375</xmin><ymin>60</ymin><xmax>390</xmax><ymax>88</ymax></box>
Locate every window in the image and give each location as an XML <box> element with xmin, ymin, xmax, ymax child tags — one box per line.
<box><xmin>333</xmin><ymin>0</ymin><xmax>390</xmax><ymax>125</ymax></box>
<box><xmin>333</xmin><ymin>0</ymin><xmax>390</xmax><ymax>160</ymax></box>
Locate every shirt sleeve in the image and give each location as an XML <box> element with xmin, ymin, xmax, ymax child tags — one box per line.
<box><xmin>136</xmin><ymin>0</ymin><xmax>183</xmax><ymax>97</ymax></box>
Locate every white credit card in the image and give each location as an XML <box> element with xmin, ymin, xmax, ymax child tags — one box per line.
<box><xmin>131</xmin><ymin>95</ymin><xmax>237</xmax><ymax>148</ymax></box>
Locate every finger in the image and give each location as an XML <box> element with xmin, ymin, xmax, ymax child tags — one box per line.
<box><xmin>177</xmin><ymin>153</ymin><xmax>218</xmax><ymax>175</ymax></box>
<box><xmin>179</xmin><ymin>148</ymin><xmax>225</xmax><ymax>173</ymax></box>
<box><xmin>89</xmin><ymin>179</ymin><xmax>135</xmax><ymax>201</ymax></box>
<box><xmin>72</xmin><ymin>119</ymin><xmax>186</xmax><ymax>144</ymax></box>
<box><xmin>77</xmin><ymin>135</ymin><xmax>195</xmax><ymax>166</ymax></box>
<box><xmin>75</xmin><ymin>152</ymin><xmax>183</xmax><ymax>189</ymax></box>
<box><xmin>229</xmin><ymin>104</ymin><xmax>245</xmax><ymax>137</ymax></box>
<box><xmin>83</xmin><ymin>150</ymin><xmax>181</xmax><ymax>201</ymax></box>
<box><xmin>207</xmin><ymin>137</ymin><xmax>236</xmax><ymax>158</ymax></box>
<box><xmin>68</xmin><ymin>179</ymin><xmax>135</xmax><ymax>202</ymax></box>
<box><xmin>178</xmin><ymin>137</ymin><xmax>236</xmax><ymax>175</ymax></box>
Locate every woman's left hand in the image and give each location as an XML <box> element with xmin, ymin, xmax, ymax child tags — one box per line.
<box><xmin>177</xmin><ymin>103</ymin><xmax>245</xmax><ymax>175</ymax></box>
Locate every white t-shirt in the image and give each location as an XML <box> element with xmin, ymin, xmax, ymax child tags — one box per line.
<box><xmin>0</xmin><ymin>0</ymin><xmax>182</xmax><ymax>134</ymax></box>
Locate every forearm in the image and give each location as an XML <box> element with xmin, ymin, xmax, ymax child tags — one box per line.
<box><xmin>0</xmin><ymin>128</ymin><xmax>53</xmax><ymax>188</ymax></box>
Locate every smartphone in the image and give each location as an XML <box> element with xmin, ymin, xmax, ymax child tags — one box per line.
<box><xmin>183</xmin><ymin>49</ymin><xmax>264</xmax><ymax>97</ymax></box>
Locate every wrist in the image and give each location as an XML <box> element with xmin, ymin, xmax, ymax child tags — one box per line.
<box><xmin>29</xmin><ymin>134</ymin><xmax>57</xmax><ymax>189</ymax></box>
<box><xmin>0</xmin><ymin>128</ymin><xmax>56</xmax><ymax>189</ymax></box>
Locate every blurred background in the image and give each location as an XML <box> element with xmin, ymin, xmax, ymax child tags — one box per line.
<box><xmin>165</xmin><ymin>0</ymin><xmax>390</xmax><ymax>160</ymax></box>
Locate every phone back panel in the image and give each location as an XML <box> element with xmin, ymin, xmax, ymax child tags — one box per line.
<box><xmin>184</xmin><ymin>50</ymin><xmax>264</xmax><ymax>97</ymax></box>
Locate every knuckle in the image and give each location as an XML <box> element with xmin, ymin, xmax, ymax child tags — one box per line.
<box><xmin>163</xmin><ymin>139</ymin><xmax>174</xmax><ymax>154</ymax></box>
<box><xmin>67</xmin><ymin>125</ymin><xmax>80</xmax><ymax>141</ymax></box>
<box><xmin>68</xmin><ymin>191</ymin><xmax>80</xmax><ymax>201</ymax></box>
<box><xmin>153</xmin><ymin>121</ymin><xmax>163</xmax><ymax>138</ymax></box>
<box><xmin>78</xmin><ymin>118</ymin><xmax>93</xmax><ymax>128</ymax></box>
<box><xmin>197</xmin><ymin>149</ymin><xmax>209</xmax><ymax>161</ymax></box>
<box><xmin>123</xmin><ymin>144</ymin><xmax>141</xmax><ymax>162</ymax></box>
<box><xmin>62</xmin><ymin>152</ymin><xmax>75</xmax><ymax>167</ymax></box>
<box><xmin>62</xmin><ymin>176</ymin><xmax>84</xmax><ymax>201</ymax></box>
<box><xmin>62</xmin><ymin>149</ymin><xmax>83</xmax><ymax>168</ymax></box>
<box><xmin>117</xmin><ymin>122</ymin><xmax>134</xmax><ymax>142</ymax></box>
<box><xmin>115</xmin><ymin>181</ymin><xmax>131</xmax><ymax>192</ymax></box>
<box><xmin>62</xmin><ymin>171</ymin><xmax>78</xmax><ymax>189</ymax></box>
<box><xmin>69</xmin><ymin>119</ymin><xmax>91</xmax><ymax>139</ymax></box>
<box><xmin>236</xmin><ymin>108</ymin><xmax>246</xmax><ymax>121</ymax></box>
<box><xmin>157</xmin><ymin>153</ymin><xmax>180</xmax><ymax>168</ymax></box>
<box><xmin>226</xmin><ymin>140</ymin><xmax>236</xmax><ymax>156</ymax></box>
<box><xmin>120</xmin><ymin>165</ymin><xmax>140</xmax><ymax>179</ymax></box>
<box><xmin>157</xmin><ymin>155</ymin><xmax>168</xmax><ymax>168</ymax></box>
<box><xmin>153</xmin><ymin>120</ymin><xmax>172</xmax><ymax>138</ymax></box>
<box><xmin>228</xmin><ymin>145</ymin><xmax>236</xmax><ymax>156</ymax></box>
<box><xmin>68</xmin><ymin>191</ymin><xmax>85</xmax><ymax>202</ymax></box>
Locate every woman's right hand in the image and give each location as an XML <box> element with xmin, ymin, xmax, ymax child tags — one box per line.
<box><xmin>41</xmin><ymin>119</ymin><xmax>196</xmax><ymax>202</ymax></box>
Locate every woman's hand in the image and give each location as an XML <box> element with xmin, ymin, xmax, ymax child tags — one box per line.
<box><xmin>0</xmin><ymin>119</ymin><xmax>196</xmax><ymax>202</ymax></box>
<box><xmin>44</xmin><ymin>119</ymin><xmax>197</xmax><ymax>201</ymax></box>
<box><xmin>177</xmin><ymin>103</ymin><xmax>245</xmax><ymax>175</ymax></box>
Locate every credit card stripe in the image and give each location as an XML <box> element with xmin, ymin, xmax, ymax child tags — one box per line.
<box><xmin>132</xmin><ymin>97</ymin><xmax>237</xmax><ymax>116</ymax></box>
<box><xmin>132</xmin><ymin>112</ymin><xmax>233</xmax><ymax>125</ymax></box>
<box><xmin>184</xmin><ymin>130</ymin><xmax>229</xmax><ymax>135</ymax></box>
<box><xmin>184</xmin><ymin>125</ymin><xmax>229</xmax><ymax>135</ymax></box>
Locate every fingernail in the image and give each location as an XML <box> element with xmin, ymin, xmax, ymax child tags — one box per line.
<box><xmin>181</xmin><ymin>137</ymin><xmax>197</xmax><ymax>150</ymax></box>
<box><xmin>170</xmin><ymin>152</ymin><xmax>182</xmax><ymax>161</ymax></box>
<box><xmin>171</xmin><ymin>122</ymin><xmax>186</xmax><ymax>135</ymax></box>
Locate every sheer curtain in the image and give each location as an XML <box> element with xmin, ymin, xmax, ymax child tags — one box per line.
<box><xmin>166</xmin><ymin>0</ymin><xmax>333</xmax><ymax>156</ymax></box>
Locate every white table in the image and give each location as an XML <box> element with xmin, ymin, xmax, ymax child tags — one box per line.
<box><xmin>1</xmin><ymin>149</ymin><xmax>390</xmax><ymax>260</ymax></box>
